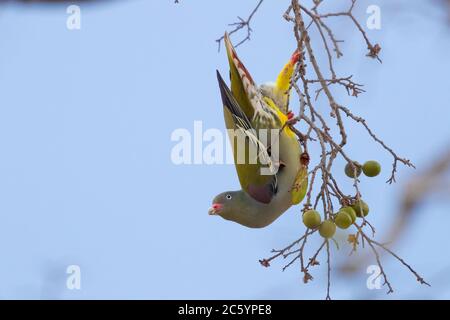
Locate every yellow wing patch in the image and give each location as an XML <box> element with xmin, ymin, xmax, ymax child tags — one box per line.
<box><xmin>291</xmin><ymin>164</ymin><xmax>308</xmax><ymax>205</ymax></box>
<box><xmin>263</xmin><ymin>96</ymin><xmax>296</xmax><ymax>139</ymax></box>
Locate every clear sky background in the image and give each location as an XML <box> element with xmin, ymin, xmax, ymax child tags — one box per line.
<box><xmin>0</xmin><ymin>0</ymin><xmax>449</xmax><ymax>299</ymax></box>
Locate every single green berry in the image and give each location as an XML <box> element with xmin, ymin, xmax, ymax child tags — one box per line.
<box><xmin>335</xmin><ymin>211</ymin><xmax>353</xmax><ymax>229</ymax></box>
<box><xmin>352</xmin><ymin>199</ymin><xmax>369</xmax><ymax>217</ymax></box>
<box><xmin>345</xmin><ymin>161</ymin><xmax>362</xmax><ymax>178</ymax></box>
<box><xmin>362</xmin><ymin>160</ymin><xmax>381</xmax><ymax>177</ymax></box>
<box><xmin>319</xmin><ymin>220</ymin><xmax>336</xmax><ymax>238</ymax></box>
<box><xmin>302</xmin><ymin>210</ymin><xmax>322</xmax><ymax>229</ymax></box>
<box><xmin>340</xmin><ymin>206</ymin><xmax>357</xmax><ymax>223</ymax></box>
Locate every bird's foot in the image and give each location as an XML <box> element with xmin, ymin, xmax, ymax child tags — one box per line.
<box><xmin>287</xmin><ymin>111</ymin><xmax>295</xmax><ymax>120</ymax></box>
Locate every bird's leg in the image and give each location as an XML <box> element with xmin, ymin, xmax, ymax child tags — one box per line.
<box><xmin>286</xmin><ymin>110</ymin><xmax>300</xmax><ymax>127</ymax></box>
<box><xmin>287</xmin><ymin>110</ymin><xmax>295</xmax><ymax>120</ymax></box>
<box><xmin>286</xmin><ymin>119</ymin><xmax>307</xmax><ymax>144</ymax></box>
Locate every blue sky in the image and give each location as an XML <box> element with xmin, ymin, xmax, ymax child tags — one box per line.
<box><xmin>0</xmin><ymin>0</ymin><xmax>449</xmax><ymax>299</ymax></box>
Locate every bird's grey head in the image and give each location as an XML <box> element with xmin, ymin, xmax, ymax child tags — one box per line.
<box><xmin>209</xmin><ymin>191</ymin><xmax>241</xmax><ymax>218</ymax></box>
<box><xmin>209</xmin><ymin>191</ymin><xmax>260</xmax><ymax>227</ymax></box>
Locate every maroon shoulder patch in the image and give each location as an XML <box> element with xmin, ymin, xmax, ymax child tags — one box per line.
<box><xmin>247</xmin><ymin>184</ymin><xmax>274</xmax><ymax>204</ymax></box>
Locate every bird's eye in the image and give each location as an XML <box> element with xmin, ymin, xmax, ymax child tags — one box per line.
<box><xmin>226</xmin><ymin>194</ymin><xmax>232</xmax><ymax>200</ymax></box>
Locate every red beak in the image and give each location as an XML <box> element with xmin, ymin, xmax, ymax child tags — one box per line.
<box><xmin>208</xmin><ymin>203</ymin><xmax>223</xmax><ymax>215</ymax></box>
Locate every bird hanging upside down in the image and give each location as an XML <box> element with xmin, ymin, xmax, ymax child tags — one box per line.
<box><xmin>209</xmin><ymin>33</ymin><xmax>308</xmax><ymax>228</ymax></box>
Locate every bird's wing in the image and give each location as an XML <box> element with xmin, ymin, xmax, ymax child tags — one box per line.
<box><xmin>224</xmin><ymin>33</ymin><xmax>281</xmax><ymax>129</ymax></box>
<box><xmin>217</xmin><ymin>71</ymin><xmax>277</xmax><ymax>204</ymax></box>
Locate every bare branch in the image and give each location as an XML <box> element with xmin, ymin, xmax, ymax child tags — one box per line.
<box><xmin>215</xmin><ymin>0</ymin><xmax>264</xmax><ymax>51</ymax></box>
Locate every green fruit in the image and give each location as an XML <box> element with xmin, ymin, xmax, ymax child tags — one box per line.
<box><xmin>352</xmin><ymin>200</ymin><xmax>369</xmax><ymax>217</ymax></box>
<box><xmin>340</xmin><ymin>206</ymin><xmax>357</xmax><ymax>223</ymax></box>
<box><xmin>345</xmin><ymin>161</ymin><xmax>362</xmax><ymax>178</ymax></box>
<box><xmin>362</xmin><ymin>160</ymin><xmax>381</xmax><ymax>177</ymax></box>
<box><xmin>302</xmin><ymin>210</ymin><xmax>321</xmax><ymax>229</ymax></box>
<box><xmin>335</xmin><ymin>211</ymin><xmax>352</xmax><ymax>229</ymax></box>
<box><xmin>319</xmin><ymin>220</ymin><xmax>336</xmax><ymax>238</ymax></box>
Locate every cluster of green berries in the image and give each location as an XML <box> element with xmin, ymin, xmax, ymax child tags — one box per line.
<box><xmin>300</xmin><ymin>161</ymin><xmax>378</xmax><ymax>238</ymax></box>
<box><xmin>344</xmin><ymin>160</ymin><xmax>381</xmax><ymax>178</ymax></box>
<box><xmin>302</xmin><ymin>199</ymin><xmax>370</xmax><ymax>239</ymax></box>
